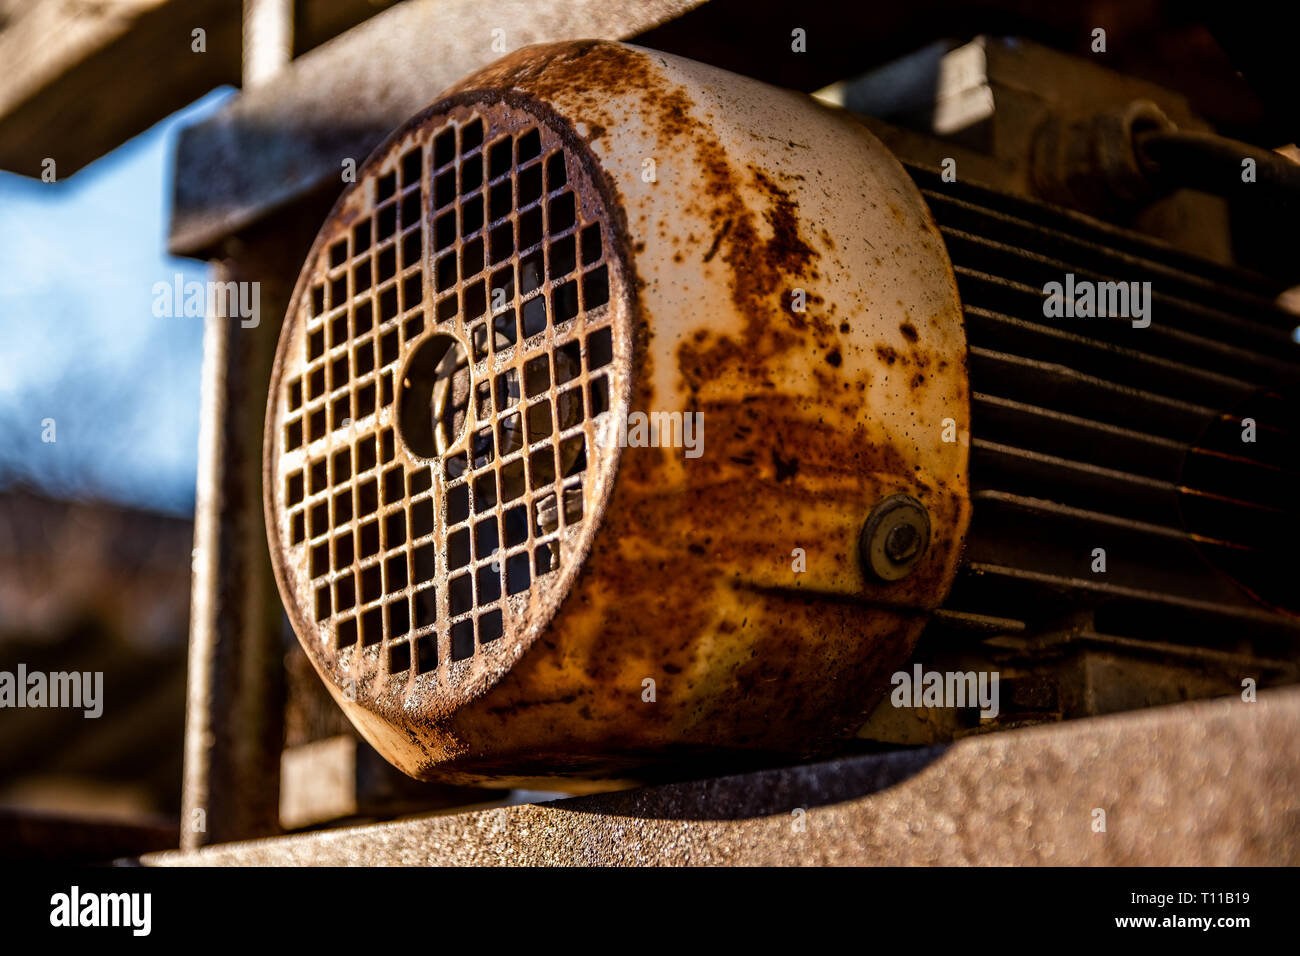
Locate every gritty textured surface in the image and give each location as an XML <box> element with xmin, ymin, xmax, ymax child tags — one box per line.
<box><xmin>147</xmin><ymin>687</ymin><xmax>1300</xmax><ymax>865</ymax></box>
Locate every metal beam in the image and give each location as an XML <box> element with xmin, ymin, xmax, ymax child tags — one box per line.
<box><xmin>153</xmin><ymin>686</ymin><xmax>1300</xmax><ymax>865</ymax></box>
<box><xmin>0</xmin><ymin>0</ymin><xmax>408</xmax><ymax>177</ymax></box>
<box><xmin>181</xmin><ymin>201</ymin><xmax>331</xmax><ymax>849</ymax></box>
<box><xmin>0</xmin><ymin>0</ymin><xmax>239</xmax><ymax>178</ymax></box>
<box><xmin>167</xmin><ymin>0</ymin><xmax>707</xmax><ymax>256</ymax></box>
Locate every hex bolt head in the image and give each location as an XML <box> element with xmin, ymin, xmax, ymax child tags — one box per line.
<box><xmin>885</xmin><ymin>522</ymin><xmax>921</xmax><ymax>563</ymax></box>
<box><xmin>860</xmin><ymin>494</ymin><xmax>931</xmax><ymax>582</ymax></box>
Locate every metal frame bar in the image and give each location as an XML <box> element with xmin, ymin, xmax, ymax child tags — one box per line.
<box><xmin>155</xmin><ymin>688</ymin><xmax>1300</xmax><ymax>865</ymax></box>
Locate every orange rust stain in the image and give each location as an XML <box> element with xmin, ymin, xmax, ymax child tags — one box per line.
<box><xmin>675</xmin><ymin>154</ymin><xmax>824</xmax><ymax>395</ymax></box>
<box><xmin>702</xmin><ymin>217</ymin><xmax>733</xmax><ymax>263</ymax></box>
<box><xmin>457</xmin><ymin>41</ymin><xmax>830</xmax><ymax>404</ymax></box>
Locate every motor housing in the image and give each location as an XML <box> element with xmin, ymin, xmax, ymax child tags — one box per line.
<box><xmin>264</xmin><ymin>40</ymin><xmax>971</xmax><ymax>786</ymax></box>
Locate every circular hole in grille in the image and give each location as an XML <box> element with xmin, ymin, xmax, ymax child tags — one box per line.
<box><xmin>267</xmin><ymin>98</ymin><xmax>627</xmax><ymax>709</ymax></box>
<box><xmin>397</xmin><ymin>333</ymin><xmax>470</xmax><ymax>458</ymax></box>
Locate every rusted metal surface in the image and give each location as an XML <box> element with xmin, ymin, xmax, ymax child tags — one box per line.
<box><xmin>264</xmin><ymin>41</ymin><xmax>970</xmax><ymax>786</ymax></box>
<box><xmin>264</xmin><ymin>90</ymin><xmax>636</xmax><ymax>785</ymax></box>
<box><xmin>146</xmin><ymin>686</ymin><xmax>1300</xmax><ymax>865</ymax></box>
<box><xmin>169</xmin><ymin>0</ymin><xmax>709</xmax><ymax>256</ymax></box>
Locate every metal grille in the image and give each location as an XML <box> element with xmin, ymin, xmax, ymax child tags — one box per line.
<box><xmin>268</xmin><ymin>101</ymin><xmax>626</xmax><ymax>704</ymax></box>
<box><xmin>907</xmin><ymin>163</ymin><xmax>1300</xmax><ymax>650</ymax></box>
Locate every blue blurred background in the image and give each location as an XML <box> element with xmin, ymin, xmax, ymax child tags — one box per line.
<box><xmin>0</xmin><ymin>89</ymin><xmax>232</xmax><ymax>516</ymax></box>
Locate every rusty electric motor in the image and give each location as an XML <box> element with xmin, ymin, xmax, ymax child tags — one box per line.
<box><xmin>264</xmin><ymin>41</ymin><xmax>971</xmax><ymax>786</ymax></box>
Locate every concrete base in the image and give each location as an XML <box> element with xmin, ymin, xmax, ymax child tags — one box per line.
<box><xmin>146</xmin><ymin>687</ymin><xmax>1300</xmax><ymax>865</ymax></box>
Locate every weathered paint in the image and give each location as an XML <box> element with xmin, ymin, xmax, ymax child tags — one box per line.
<box><xmin>265</xmin><ymin>41</ymin><xmax>970</xmax><ymax>786</ymax></box>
